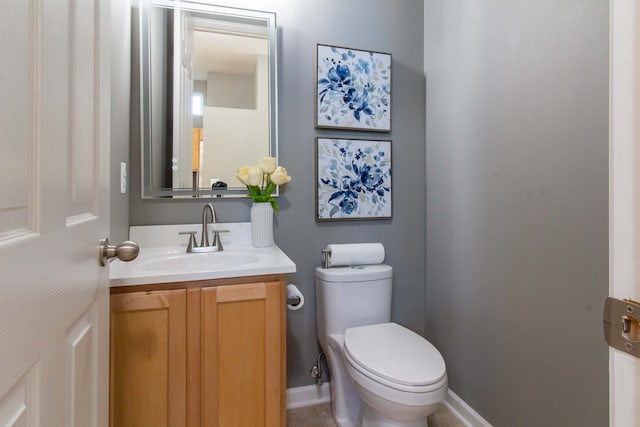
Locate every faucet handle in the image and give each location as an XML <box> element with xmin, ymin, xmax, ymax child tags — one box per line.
<box><xmin>178</xmin><ymin>231</ymin><xmax>198</xmax><ymax>253</ymax></box>
<box><xmin>211</xmin><ymin>229</ymin><xmax>229</xmax><ymax>251</ymax></box>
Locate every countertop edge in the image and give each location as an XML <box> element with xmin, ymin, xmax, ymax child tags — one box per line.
<box><xmin>110</xmin><ymin>263</ymin><xmax>296</xmax><ymax>287</ymax></box>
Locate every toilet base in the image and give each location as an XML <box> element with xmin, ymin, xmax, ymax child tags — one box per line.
<box><xmin>353</xmin><ymin>376</ymin><xmax>445</xmax><ymax>427</ymax></box>
<box><xmin>362</xmin><ymin>405</ymin><xmax>427</xmax><ymax>427</ymax></box>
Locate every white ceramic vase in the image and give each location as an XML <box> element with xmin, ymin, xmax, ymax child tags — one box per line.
<box><xmin>251</xmin><ymin>202</ymin><xmax>274</xmax><ymax>247</ymax></box>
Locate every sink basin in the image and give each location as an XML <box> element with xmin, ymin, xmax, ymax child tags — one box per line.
<box><xmin>141</xmin><ymin>252</ymin><xmax>260</xmax><ymax>273</ymax></box>
<box><xmin>109</xmin><ymin>223</ymin><xmax>296</xmax><ymax>286</ymax></box>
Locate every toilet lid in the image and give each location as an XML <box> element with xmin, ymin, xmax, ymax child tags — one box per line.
<box><xmin>344</xmin><ymin>322</ymin><xmax>446</xmax><ymax>387</ymax></box>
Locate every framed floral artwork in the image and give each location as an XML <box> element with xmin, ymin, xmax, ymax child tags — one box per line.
<box><xmin>316</xmin><ymin>138</ymin><xmax>392</xmax><ymax>221</ymax></box>
<box><xmin>316</xmin><ymin>44</ymin><xmax>392</xmax><ymax>132</ymax></box>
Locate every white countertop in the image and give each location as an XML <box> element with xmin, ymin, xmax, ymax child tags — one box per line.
<box><xmin>109</xmin><ymin>223</ymin><xmax>296</xmax><ymax>287</ymax></box>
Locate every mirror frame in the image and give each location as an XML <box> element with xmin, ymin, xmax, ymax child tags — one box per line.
<box><xmin>140</xmin><ymin>0</ymin><xmax>278</xmax><ymax>199</ymax></box>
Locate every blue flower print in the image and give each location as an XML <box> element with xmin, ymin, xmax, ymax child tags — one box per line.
<box><xmin>359</xmin><ymin>164</ymin><xmax>384</xmax><ymax>192</ymax></box>
<box><xmin>317</xmin><ymin>139</ymin><xmax>392</xmax><ymax>220</ymax></box>
<box><xmin>339</xmin><ymin>196</ymin><xmax>358</xmax><ymax>215</ymax></box>
<box><xmin>317</xmin><ymin>45</ymin><xmax>391</xmax><ymax>131</ymax></box>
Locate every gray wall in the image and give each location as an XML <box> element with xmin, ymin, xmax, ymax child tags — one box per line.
<box><xmin>129</xmin><ymin>0</ymin><xmax>426</xmax><ymax>388</ymax></box>
<box><xmin>424</xmin><ymin>1</ymin><xmax>609</xmax><ymax>426</ymax></box>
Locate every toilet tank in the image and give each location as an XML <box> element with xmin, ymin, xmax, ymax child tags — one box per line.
<box><xmin>315</xmin><ymin>265</ymin><xmax>393</xmax><ymax>350</ymax></box>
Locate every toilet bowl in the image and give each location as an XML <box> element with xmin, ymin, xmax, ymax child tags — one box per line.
<box><xmin>344</xmin><ymin>323</ymin><xmax>447</xmax><ymax>426</ymax></box>
<box><xmin>315</xmin><ymin>264</ymin><xmax>448</xmax><ymax>427</ymax></box>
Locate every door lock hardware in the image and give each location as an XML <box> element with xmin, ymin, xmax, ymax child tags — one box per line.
<box><xmin>99</xmin><ymin>238</ymin><xmax>140</xmax><ymax>266</ymax></box>
<box><xmin>604</xmin><ymin>297</ymin><xmax>640</xmax><ymax>358</ymax></box>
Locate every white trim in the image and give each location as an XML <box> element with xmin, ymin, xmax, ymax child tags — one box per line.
<box><xmin>286</xmin><ymin>384</ymin><xmax>492</xmax><ymax>427</ymax></box>
<box><xmin>286</xmin><ymin>382</ymin><xmax>331</xmax><ymax>410</ymax></box>
<box><xmin>609</xmin><ymin>1</ymin><xmax>640</xmax><ymax>426</ymax></box>
<box><xmin>443</xmin><ymin>389</ymin><xmax>493</xmax><ymax>427</ymax></box>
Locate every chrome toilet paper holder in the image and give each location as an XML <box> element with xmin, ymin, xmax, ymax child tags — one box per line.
<box><xmin>321</xmin><ymin>247</ymin><xmax>331</xmax><ymax>269</ymax></box>
<box><xmin>287</xmin><ymin>294</ymin><xmax>301</xmax><ymax>306</ymax></box>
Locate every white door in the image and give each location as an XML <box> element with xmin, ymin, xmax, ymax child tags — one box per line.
<box><xmin>609</xmin><ymin>1</ymin><xmax>640</xmax><ymax>426</ymax></box>
<box><xmin>0</xmin><ymin>0</ymin><xmax>111</xmax><ymax>425</ymax></box>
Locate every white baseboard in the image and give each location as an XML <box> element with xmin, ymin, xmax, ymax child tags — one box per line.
<box><xmin>286</xmin><ymin>382</ymin><xmax>332</xmax><ymax>409</ymax></box>
<box><xmin>444</xmin><ymin>389</ymin><xmax>493</xmax><ymax>427</ymax></box>
<box><xmin>286</xmin><ymin>383</ymin><xmax>492</xmax><ymax>427</ymax></box>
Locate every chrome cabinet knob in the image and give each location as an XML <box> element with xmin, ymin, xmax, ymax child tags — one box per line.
<box><xmin>99</xmin><ymin>238</ymin><xmax>140</xmax><ymax>266</ymax></box>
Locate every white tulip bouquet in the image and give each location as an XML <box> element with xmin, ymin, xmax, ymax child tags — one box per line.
<box><xmin>236</xmin><ymin>157</ymin><xmax>292</xmax><ymax>211</ymax></box>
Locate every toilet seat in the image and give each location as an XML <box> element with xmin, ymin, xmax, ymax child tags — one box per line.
<box><xmin>344</xmin><ymin>322</ymin><xmax>447</xmax><ymax>393</ymax></box>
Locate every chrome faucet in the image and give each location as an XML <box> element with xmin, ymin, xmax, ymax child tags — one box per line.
<box><xmin>200</xmin><ymin>203</ymin><xmax>217</xmax><ymax>247</ymax></box>
<box><xmin>179</xmin><ymin>203</ymin><xmax>228</xmax><ymax>253</ymax></box>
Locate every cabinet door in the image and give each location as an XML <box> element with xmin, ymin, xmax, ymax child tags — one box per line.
<box><xmin>110</xmin><ymin>289</ymin><xmax>187</xmax><ymax>427</ymax></box>
<box><xmin>202</xmin><ymin>280</ymin><xmax>285</xmax><ymax>427</ymax></box>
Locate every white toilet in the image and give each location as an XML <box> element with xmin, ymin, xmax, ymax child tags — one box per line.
<box><xmin>315</xmin><ymin>264</ymin><xmax>448</xmax><ymax>427</ymax></box>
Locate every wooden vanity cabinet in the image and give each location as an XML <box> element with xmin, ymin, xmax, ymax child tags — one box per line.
<box><xmin>109</xmin><ymin>289</ymin><xmax>188</xmax><ymax>427</ymax></box>
<box><xmin>201</xmin><ymin>280</ymin><xmax>285</xmax><ymax>427</ymax></box>
<box><xmin>109</xmin><ymin>276</ymin><xmax>287</xmax><ymax>427</ymax></box>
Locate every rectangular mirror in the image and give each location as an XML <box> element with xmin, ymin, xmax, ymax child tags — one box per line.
<box><xmin>140</xmin><ymin>0</ymin><xmax>278</xmax><ymax>198</ymax></box>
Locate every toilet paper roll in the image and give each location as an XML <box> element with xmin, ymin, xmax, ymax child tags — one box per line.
<box><xmin>326</xmin><ymin>243</ymin><xmax>385</xmax><ymax>267</ymax></box>
<box><xmin>286</xmin><ymin>284</ymin><xmax>305</xmax><ymax>311</ymax></box>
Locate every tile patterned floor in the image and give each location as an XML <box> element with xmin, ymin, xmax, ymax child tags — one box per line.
<box><xmin>287</xmin><ymin>402</ymin><xmax>466</xmax><ymax>427</ymax></box>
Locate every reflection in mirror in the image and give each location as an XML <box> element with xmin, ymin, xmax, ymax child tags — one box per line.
<box><xmin>140</xmin><ymin>1</ymin><xmax>277</xmax><ymax>198</ymax></box>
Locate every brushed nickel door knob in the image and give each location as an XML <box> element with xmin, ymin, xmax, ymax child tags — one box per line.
<box><xmin>99</xmin><ymin>238</ymin><xmax>140</xmax><ymax>266</ymax></box>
